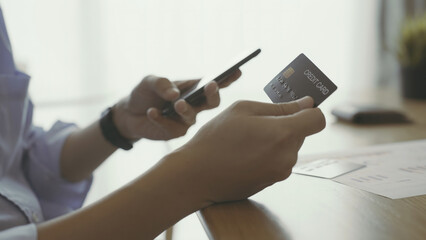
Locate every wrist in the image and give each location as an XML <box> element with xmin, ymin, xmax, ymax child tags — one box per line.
<box><xmin>122</xmin><ymin>150</ymin><xmax>211</xmax><ymax>235</ymax></box>
<box><xmin>111</xmin><ymin>99</ymin><xmax>140</xmax><ymax>142</ymax></box>
<box><xmin>158</xmin><ymin>149</ymin><xmax>213</xmax><ymax>210</ymax></box>
<box><xmin>100</xmin><ymin>106</ymin><xmax>134</xmax><ymax>150</ymax></box>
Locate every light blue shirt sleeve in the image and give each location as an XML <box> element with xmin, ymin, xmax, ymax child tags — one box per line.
<box><xmin>0</xmin><ymin>5</ymin><xmax>93</xmax><ymax>238</ymax></box>
<box><xmin>23</xmin><ymin>120</ymin><xmax>93</xmax><ymax>220</ymax></box>
<box><xmin>0</xmin><ymin>224</ymin><xmax>37</xmax><ymax>240</ymax></box>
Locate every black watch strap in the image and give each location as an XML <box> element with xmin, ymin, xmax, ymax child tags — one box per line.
<box><xmin>100</xmin><ymin>107</ymin><xmax>133</xmax><ymax>150</ymax></box>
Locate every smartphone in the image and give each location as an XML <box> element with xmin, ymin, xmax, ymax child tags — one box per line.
<box><xmin>162</xmin><ymin>48</ymin><xmax>261</xmax><ymax>116</ymax></box>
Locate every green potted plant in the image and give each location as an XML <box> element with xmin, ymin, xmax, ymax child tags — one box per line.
<box><xmin>398</xmin><ymin>13</ymin><xmax>426</xmax><ymax>99</ymax></box>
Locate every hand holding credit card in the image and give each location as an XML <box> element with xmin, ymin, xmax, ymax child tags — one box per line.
<box><xmin>264</xmin><ymin>54</ymin><xmax>337</xmax><ymax>106</ymax></box>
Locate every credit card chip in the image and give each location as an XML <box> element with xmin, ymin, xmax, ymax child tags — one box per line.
<box><xmin>283</xmin><ymin>67</ymin><xmax>295</xmax><ymax>79</ymax></box>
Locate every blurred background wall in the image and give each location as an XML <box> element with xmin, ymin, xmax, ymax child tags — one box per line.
<box><xmin>1</xmin><ymin>0</ymin><xmax>382</xmax><ymax>122</ymax></box>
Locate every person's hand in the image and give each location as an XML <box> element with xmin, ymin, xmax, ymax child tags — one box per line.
<box><xmin>112</xmin><ymin>70</ymin><xmax>241</xmax><ymax>141</ymax></box>
<box><xmin>167</xmin><ymin>96</ymin><xmax>325</xmax><ymax>206</ymax></box>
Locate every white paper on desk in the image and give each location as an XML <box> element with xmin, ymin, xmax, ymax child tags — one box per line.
<box><xmin>300</xmin><ymin>139</ymin><xmax>426</xmax><ymax>199</ymax></box>
<box><xmin>293</xmin><ymin>159</ymin><xmax>365</xmax><ymax>179</ymax></box>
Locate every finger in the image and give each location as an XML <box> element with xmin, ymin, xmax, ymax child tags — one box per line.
<box><xmin>174</xmin><ymin>79</ymin><xmax>201</xmax><ymax>93</ymax></box>
<box><xmin>174</xmin><ymin>100</ymin><xmax>196</xmax><ymax>125</ymax></box>
<box><xmin>219</xmin><ymin>69</ymin><xmax>242</xmax><ymax>88</ymax></box>
<box><xmin>273</xmin><ymin>169</ymin><xmax>293</xmax><ymax>182</ymax></box>
<box><xmin>191</xmin><ymin>81</ymin><xmax>220</xmax><ymax>113</ymax></box>
<box><xmin>236</xmin><ymin>96</ymin><xmax>314</xmax><ymax>116</ymax></box>
<box><xmin>145</xmin><ymin>75</ymin><xmax>180</xmax><ymax>101</ymax></box>
<box><xmin>296</xmin><ymin>137</ymin><xmax>305</xmax><ymax>151</ymax></box>
<box><xmin>147</xmin><ymin>108</ymin><xmax>189</xmax><ymax>137</ymax></box>
<box><xmin>286</xmin><ymin>108</ymin><xmax>326</xmax><ymax>137</ymax></box>
<box><xmin>203</xmin><ymin>81</ymin><xmax>220</xmax><ymax>109</ymax></box>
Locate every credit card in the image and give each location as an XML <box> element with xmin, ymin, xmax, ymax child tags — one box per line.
<box><xmin>264</xmin><ymin>53</ymin><xmax>337</xmax><ymax>107</ymax></box>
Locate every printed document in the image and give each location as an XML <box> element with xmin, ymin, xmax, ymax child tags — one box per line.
<box><xmin>299</xmin><ymin>139</ymin><xmax>426</xmax><ymax>199</ymax></box>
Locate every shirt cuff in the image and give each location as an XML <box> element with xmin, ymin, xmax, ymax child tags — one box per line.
<box><xmin>24</xmin><ymin>121</ymin><xmax>93</xmax><ymax>220</ymax></box>
<box><xmin>0</xmin><ymin>224</ymin><xmax>37</xmax><ymax>240</ymax></box>
<box><xmin>26</xmin><ymin>120</ymin><xmax>78</xmax><ymax>180</ymax></box>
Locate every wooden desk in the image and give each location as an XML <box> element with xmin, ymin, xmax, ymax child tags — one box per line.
<box><xmin>197</xmin><ymin>92</ymin><xmax>426</xmax><ymax>240</ymax></box>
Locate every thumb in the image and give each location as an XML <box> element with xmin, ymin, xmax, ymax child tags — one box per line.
<box><xmin>242</xmin><ymin>96</ymin><xmax>314</xmax><ymax>116</ymax></box>
<box><xmin>144</xmin><ymin>75</ymin><xmax>180</xmax><ymax>101</ymax></box>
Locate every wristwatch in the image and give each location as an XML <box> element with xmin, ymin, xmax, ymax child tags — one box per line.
<box><xmin>100</xmin><ymin>107</ymin><xmax>133</xmax><ymax>150</ymax></box>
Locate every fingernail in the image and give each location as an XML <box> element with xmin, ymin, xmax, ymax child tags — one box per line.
<box><xmin>166</xmin><ymin>88</ymin><xmax>180</xmax><ymax>97</ymax></box>
<box><xmin>147</xmin><ymin>108</ymin><xmax>158</xmax><ymax>118</ymax></box>
<box><xmin>177</xmin><ymin>100</ymin><xmax>187</xmax><ymax>112</ymax></box>
<box><xmin>296</xmin><ymin>96</ymin><xmax>314</xmax><ymax>109</ymax></box>
<box><xmin>213</xmin><ymin>81</ymin><xmax>219</xmax><ymax>91</ymax></box>
<box><xmin>206</xmin><ymin>82</ymin><xmax>219</xmax><ymax>95</ymax></box>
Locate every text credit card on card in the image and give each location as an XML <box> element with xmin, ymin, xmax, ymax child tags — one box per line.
<box><xmin>264</xmin><ymin>54</ymin><xmax>337</xmax><ymax>106</ymax></box>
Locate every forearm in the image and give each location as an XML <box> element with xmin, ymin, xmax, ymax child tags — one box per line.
<box><xmin>60</xmin><ymin>120</ymin><xmax>117</xmax><ymax>182</ymax></box>
<box><xmin>38</xmin><ymin>151</ymin><xmax>207</xmax><ymax>240</ymax></box>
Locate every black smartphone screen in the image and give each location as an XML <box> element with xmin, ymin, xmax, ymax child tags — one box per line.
<box><xmin>162</xmin><ymin>48</ymin><xmax>261</xmax><ymax>116</ymax></box>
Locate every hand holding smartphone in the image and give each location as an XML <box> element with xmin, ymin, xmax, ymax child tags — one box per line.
<box><xmin>162</xmin><ymin>48</ymin><xmax>261</xmax><ymax>116</ymax></box>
